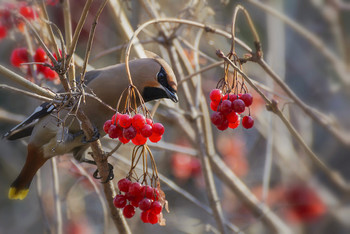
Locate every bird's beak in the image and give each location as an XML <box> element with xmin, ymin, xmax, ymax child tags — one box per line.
<box><xmin>164</xmin><ymin>87</ymin><xmax>178</xmax><ymax>103</ymax></box>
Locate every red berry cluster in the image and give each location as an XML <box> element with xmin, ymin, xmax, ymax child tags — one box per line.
<box><xmin>0</xmin><ymin>2</ymin><xmax>38</xmax><ymax>39</ymax></box>
<box><xmin>103</xmin><ymin>113</ymin><xmax>165</xmax><ymax>145</ymax></box>
<box><xmin>209</xmin><ymin>89</ymin><xmax>254</xmax><ymax>130</ymax></box>
<box><xmin>10</xmin><ymin>47</ymin><xmax>58</xmax><ymax>80</ymax></box>
<box><xmin>114</xmin><ymin>178</ymin><xmax>163</xmax><ymax>224</ymax></box>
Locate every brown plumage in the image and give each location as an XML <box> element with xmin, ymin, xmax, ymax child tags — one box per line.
<box><xmin>5</xmin><ymin>55</ymin><xmax>178</xmax><ymax>200</ymax></box>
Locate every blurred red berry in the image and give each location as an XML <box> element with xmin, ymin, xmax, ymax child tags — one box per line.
<box><xmin>43</xmin><ymin>67</ymin><xmax>57</xmax><ymax>80</ymax></box>
<box><xmin>228</xmin><ymin>119</ymin><xmax>240</xmax><ymax>129</ymax></box>
<box><xmin>146</xmin><ymin>118</ymin><xmax>153</xmax><ymax>126</ymax></box>
<box><xmin>19</xmin><ymin>6</ymin><xmax>36</xmax><ymax>20</ymax></box>
<box><xmin>123</xmin><ymin>205</ymin><xmax>135</xmax><ymax>218</ymax></box>
<box><xmin>34</xmin><ymin>48</ymin><xmax>47</xmax><ymax>62</ymax></box>
<box><xmin>46</xmin><ymin>0</ymin><xmax>59</xmax><ymax>6</ymax></box>
<box><xmin>0</xmin><ymin>24</ymin><xmax>7</xmax><ymax>39</ymax></box>
<box><xmin>10</xmin><ymin>48</ymin><xmax>28</xmax><ymax>67</ymax></box>
<box><xmin>217</xmin><ymin>119</ymin><xmax>229</xmax><ymax>131</ymax></box>
<box><xmin>284</xmin><ymin>185</ymin><xmax>326</xmax><ymax>223</ymax></box>
<box><xmin>220</xmin><ymin>100</ymin><xmax>233</xmax><ymax>115</ymax></box>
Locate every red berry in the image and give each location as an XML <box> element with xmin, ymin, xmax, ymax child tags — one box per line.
<box><xmin>242</xmin><ymin>116</ymin><xmax>254</xmax><ymax>129</ymax></box>
<box><xmin>146</xmin><ymin>118</ymin><xmax>153</xmax><ymax>126</ymax></box>
<box><xmin>118</xmin><ymin>135</ymin><xmax>130</xmax><ymax>144</ymax></box>
<box><xmin>150</xmin><ymin>201</ymin><xmax>162</xmax><ymax>214</ymax></box>
<box><xmin>209</xmin><ymin>89</ymin><xmax>222</xmax><ymax>103</ymax></box>
<box><xmin>128</xmin><ymin>182</ymin><xmax>142</xmax><ymax>196</ymax></box>
<box><xmin>210</xmin><ymin>112</ymin><xmax>224</xmax><ymax>126</ymax></box>
<box><xmin>123</xmin><ymin>126</ymin><xmax>137</xmax><ymax>140</ymax></box>
<box><xmin>229</xmin><ymin>119</ymin><xmax>240</xmax><ymax>129</ymax></box>
<box><xmin>118</xmin><ymin>178</ymin><xmax>131</xmax><ymax>192</ymax></box>
<box><xmin>34</xmin><ymin>48</ymin><xmax>47</xmax><ymax>62</ymax></box>
<box><xmin>10</xmin><ymin>48</ymin><xmax>28</xmax><ymax>67</ymax></box>
<box><xmin>130</xmin><ymin>195</ymin><xmax>142</xmax><ymax>207</ymax></box>
<box><xmin>232</xmin><ymin>99</ymin><xmax>246</xmax><ymax>113</ymax></box>
<box><xmin>132</xmin><ymin>114</ymin><xmax>146</xmax><ymax>129</ymax></box>
<box><xmin>148</xmin><ymin>212</ymin><xmax>159</xmax><ymax>224</ymax></box>
<box><xmin>140</xmin><ymin>211</ymin><xmax>150</xmax><ymax>223</ymax></box>
<box><xmin>131</xmin><ymin>133</ymin><xmax>147</xmax><ymax>145</ymax></box>
<box><xmin>119</xmin><ymin>114</ymin><xmax>132</xmax><ymax>128</ymax></box>
<box><xmin>43</xmin><ymin>67</ymin><xmax>57</xmax><ymax>80</ymax></box>
<box><xmin>113</xmin><ymin>194</ymin><xmax>127</xmax><ymax>208</ymax></box>
<box><xmin>123</xmin><ymin>205</ymin><xmax>135</xmax><ymax>218</ymax></box>
<box><xmin>111</xmin><ymin>113</ymin><xmax>121</xmax><ymax>124</ymax></box>
<box><xmin>226</xmin><ymin>112</ymin><xmax>238</xmax><ymax>123</ymax></box>
<box><xmin>139</xmin><ymin>198</ymin><xmax>152</xmax><ymax>211</ymax></box>
<box><xmin>210</xmin><ymin>101</ymin><xmax>219</xmax><ymax>111</ymax></box>
<box><xmin>108</xmin><ymin>124</ymin><xmax>122</xmax><ymax>139</ymax></box>
<box><xmin>229</xmin><ymin>94</ymin><xmax>238</xmax><ymax>102</ymax></box>
<box><xmin>152</xmin><ymin>123</ymin><xmax>164</xmax><ymax>135</ymax></box>
<box><xmin>220</xmin><ymin>100</ymin><xmax>232</xmax><ymax>115</ymax></box>
<box><xmin>142</xmin><ymin>185</ymin><xmax>154</xmax><ymax>199</ymax></box>
<box><xmin>140</xmin><ymin>124</ymin><xmax>152</xmax><ymax>138</ymax></box>
<box><xmin>240</xmin><ymin>93</ymin><xmax>253</xmax><ymax>107</ymax></box>
<box><xmin>217</xmin><ymin>119</ymin><xmax>229</xmax><ymax>131</ymax></box>
<box><xmin>20</xmin><ymin>6</ymin><xmax>36</xmax><ymax>20</ymax></box>
<box><xmin>0</xmin><ymin>25</ymin><xmax>7</xmax><ymax>39</ymax></box>
<box><xmin>103</xmin><ymin>120</ymin><xmax>112</xmax><ymax>133</ymax></box>
<box><xmin>149</xmin><ymin>133</ymin><xmax>162</xmax><ymax>143</ymax></box>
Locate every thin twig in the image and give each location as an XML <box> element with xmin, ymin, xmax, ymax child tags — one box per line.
<box><xmin>0</xmin><ymin>84</ymin><xmax>53</xmax><ymax>102</ymax></box>
<box><xmin>51</xmin><ymin>158</ymin><xmax>63</xmax><ymax>234</ymax></box>
<box><xmin>0</xmin><ymin>65</ymin><xmax>56</xmax><ymax>99</ymax></box>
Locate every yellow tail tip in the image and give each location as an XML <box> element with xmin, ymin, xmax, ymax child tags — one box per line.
<box><xmin>8</xmin><ymin>187</ymin><xmax>29</xmax><ymax>200</ymax></box>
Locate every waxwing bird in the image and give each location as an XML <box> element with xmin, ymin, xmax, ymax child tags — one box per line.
<box><xmin>4</xmin><ymin>55</ymin><xmax>178</xmax><ymax>200</ymax></box>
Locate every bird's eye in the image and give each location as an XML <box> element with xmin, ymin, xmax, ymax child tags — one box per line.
<box><xmin>157</xmin><ymin>67</ymin><xmax>167</xmax><ymax>85</ymax></box>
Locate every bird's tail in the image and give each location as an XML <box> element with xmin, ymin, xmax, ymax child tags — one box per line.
<box><xmin>8</xmin><ymin>144</ymin><xmax>48</xmax><ymax>200</ymax></box>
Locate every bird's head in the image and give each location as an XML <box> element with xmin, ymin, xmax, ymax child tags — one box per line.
<box><xmin>130</xmin><ymin>54</ymin><xmax>178</xmax><ymax>103</ymax></box>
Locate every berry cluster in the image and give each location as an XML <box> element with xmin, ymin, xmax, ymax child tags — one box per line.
<box><xmin>209</xmin><ymin>89</ymin><xmax>254</xmax><ymax>130</ymax></box>
<box><xmin>0</xmin><ymin>2</ymin><xmax>38</xmax><ymax>39</ymax></box>
<box><xmin>114</xmin><ymin>178</ymin><xmax>163</xmax><ymax>224</ymax></box>
<box><xmin>103</xmin><ymin>113</ymin><xmax>164</xmax><ymax>145</ymax></box>
<box><xmin>10</xmin><ymin>47</ymin><xmax>58</xmax><ymax>80</ymax></box>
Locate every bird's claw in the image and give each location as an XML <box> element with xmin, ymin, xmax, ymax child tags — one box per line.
<box><xmin>81</xmin><ymin>126</ymin><xmax>100</xmax><ymax>143</ymax></box>
<box><xmin>92</xmin><ymin>163</ymin><xmax>114</xmax><ymax>183</ymax></box>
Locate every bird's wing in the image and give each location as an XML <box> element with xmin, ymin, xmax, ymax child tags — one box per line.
<box><xmin>3</xmin><ymin>102</ymin><xmax>55</xmax><ymax>140</ymax></box>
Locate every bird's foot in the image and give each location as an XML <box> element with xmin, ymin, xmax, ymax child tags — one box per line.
<box><xmin>82</xmin><ymin>159</ymin><xmax>114</xmax><ymax>183</ymax></box>
<box><xmin>81</xmin><ymin>126</ymin><xmax>100</xmax><ymax>143</ymax></box>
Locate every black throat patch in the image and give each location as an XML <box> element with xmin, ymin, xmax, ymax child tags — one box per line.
<box><xmin>143</xmin><ymin>87</ymin><xmax>168</xmax><ymax>102</ymax></box>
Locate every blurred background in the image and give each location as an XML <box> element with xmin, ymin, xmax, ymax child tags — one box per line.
<box><xmin>0</xmin><ymin>0</ymin><xmax>349</xmax><ymax>233</ymax></box>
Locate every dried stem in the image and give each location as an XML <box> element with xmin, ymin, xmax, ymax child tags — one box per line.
<box><xmin>0</xmin><ymin>65</ymin><xmax>55</xmax><ymax>99</ymax></box>
<box><xmin>51</xmin><ymin>158</ymin><xmax>62</xmax><ymax>234</ymax></box>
